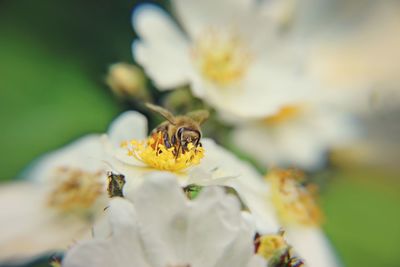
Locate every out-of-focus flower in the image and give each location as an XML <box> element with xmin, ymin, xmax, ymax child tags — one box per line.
<box><xmin>331</xmin><ymin>108</ymin><xmax>400</xmax><ymax>171</ymax></box>
<box><xmin>244</xmin><ymin>169</ymin><xmax>341</xmax><ymax>267</ymax></box>
<box><xmin>62</xmin><ymin>173</ymin><xmax>266</xmax><ymax>267</ymax></box>
<box><xmin>0</xmin><ymin>135</ymin><xmax>108</xmax><ymax>263</ymax></box>
<box><xmin>260</xmin><ymin>0</ymin><xmax>400</xmax><ymax>106</ymax></box>
<box><xmin>232</xmin><ymin>105</ymin><xmax>358</xmax><ymax>169</ymax></box>
<box><xmin>106</xmin><ymin>62</ymin><xmax>150</xmax><ymax>102</ymax></box>
<box><xmin>307</xmin><ymin>1</ymin><xmax>400</xmax><ymax>112</ymax></box>
<box><xmin>132</xmin><ymin>0</ymin><xmax>312</xmax><ymax>119</ymax></box>
<box><xmin>133</xmin><ymin>0</ymin><xmax>400</xmax><ymax>118</ymax></box>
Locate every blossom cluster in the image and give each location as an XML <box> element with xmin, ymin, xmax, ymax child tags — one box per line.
<box><xmin>2</xmin><ymin>0</ymin><xmax>399</xmax><ymax>266</ymax></box>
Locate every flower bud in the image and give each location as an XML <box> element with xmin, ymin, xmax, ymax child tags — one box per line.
<box><xmin>106</xmin><ymin>63</ymin><xmax>150</xmax><ymax>102</ymax></box>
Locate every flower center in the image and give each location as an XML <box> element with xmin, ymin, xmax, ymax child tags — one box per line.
<box><xmin>191</xmin><ymin>29</ymin><xmax>251</xmax><ymax>86</ymax></box>
<box><xmin>122</xmin><ymin>132</ymin><xmax>204</xmax><ymax>172</ymax></box>
<box><xmin>263</xmin><ymin>105</ymin><xmax>302</xmax><ymax>125</ymax></box>
<box><xmin>267</xmin><ymin>169</ymin><xmax>322</xmax><ymax>226</ymax></box>
<box><xmin>47</xmin><ymin>167</ymin><xmax>104</xmax><ymax>215</ymax></box>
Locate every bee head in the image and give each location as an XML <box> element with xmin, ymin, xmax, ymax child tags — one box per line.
<box><xmin>177</xmin><ymin>127</ymin><xmax>201</xmax><ymax>147</ymax></box>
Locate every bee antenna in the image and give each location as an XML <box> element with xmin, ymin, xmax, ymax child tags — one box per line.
<box><xmin>145</xmin><ymin>103</ymin><xmax>176</xmax><ymax>124</ymax></box>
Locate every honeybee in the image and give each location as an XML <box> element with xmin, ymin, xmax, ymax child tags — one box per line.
<box><xmin>146</xmin><ymin>103</ymin><xmax>209</xmax><ymax>156</ymax></box>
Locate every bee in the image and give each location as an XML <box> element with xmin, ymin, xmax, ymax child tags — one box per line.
<box><xmin>146</xmin><ymin>103</ymin><xmax>209</xmax><ymax>156</ymax></box>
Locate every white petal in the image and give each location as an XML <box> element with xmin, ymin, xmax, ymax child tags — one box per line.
<box><xmin>200</xmin><ymin>139</ymin><xmax>281</xmax><ymax>233</ymax></box>
<box><xmin>187</xmin><ymin>187</ymin><xmax>245</xmax><ymax>267</ymax></box>
<box><xmin>233</xmin><ymin>121</ymin><xmax>325</xmax><ymax>169</ymax></box>
<box><xmin>107</xmin><ymin>111</ymin><xmax>148</xmax><ymax>147</ymax></box>
<box><xmin>190</xmin><ymin>55</ymin><xmax>313</xmax><ymax>120</ymax></box>
<box><xmin>63</xmin><ymin>240</ymin><xmax>119</xmax><ymax>267</ymax></box>
<box><xmin>132</xmin><ymin>4</ymin><xmax>190</xmax><ymax>89</ymax></box>
<box><xmin>25</xmin><ymin>134</ymin><xmax>105</xmax><ymax>182</ymax></box>
<box><xmin>214</xmin><ymin>212</ymin><xmax>256</xmax><ymax>267</ymax></box>
<box><xmin>246</xmin><ymin>255</ymin><xmax>267</xmax><ymax>267</ymax></box>
<box><xmin>242</xmin><ymin>58</ymin><xmax>312</xmax><ymax>117</ymax></box>
<box><xmin>286</xmin><ymin>227</ymin><xmax>341</xmax><ymax>267</ymax></box>
<box><xmin>172</xmin><ymin>0</ymin><xmax>256</xmax><ymax>38</ymax></box>
<box><xmin>200</xmin><ymin>139</ymin><xmax>265</xmax><ymax>192</ymax></box>
<box><xmin>63</xmin><ymin>239</ymin><xmax>149</xmax><ymax>267</ymax></box>
<box><xmin>126</xmin><ymin>173</ymin><xmax>188</xmax><ymax>267</ymax></box>
<box><xmin>232</xmin><ymin>106</ymin><xmax>358</xmax><ymax>169</ymax></box>
<box><xmin>0</xmin><ymin>182</ymin><xmax>92</xmax><ymax>262</ymax></box>
<box><xmin>101</xmin><ymin>135</ymin><xmax>147</xmax><ymax>173</ymax></box>
<box><xmin>63</xmin><ymin>198</ymin><xmax>151</xmax><ymax>267</ymax></box>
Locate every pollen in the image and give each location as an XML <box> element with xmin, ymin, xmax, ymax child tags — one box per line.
<box><xmin>191</xmin><ymin>29</ymin><xmax>251</xmax><ymax>86</ymax></box>
<box><xmin>266</xmin><ymin>169</ymin><xmax>323</xmax><ymax>226</ymax></box>
<box><xmin>122</xmin><ymin>132</ymin><xmax>204</xmax><ymax>172</ymax></box>
<box><xmin>256</xmin><ymin>231</ymin><xmax>305</xmax><ymax>266</ymax></box>
<box><xmin>256</xmin><ymin>233</ymin><xmax>287</xmax><ymax>260</ymax></box>
<box><xmin>47</xmin><ymin>167</ymin><xmax>103</xmax><ymax>215</ymax></box>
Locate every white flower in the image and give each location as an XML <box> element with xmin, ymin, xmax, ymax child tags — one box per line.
<box><xmin>260</xmin><ymin>0</ymin><xmax>400</xmax><ymax>113</ymax></box>
<box><xmin>132</xmin><ymin>0</ymin><xmax>313</xmax><ymax>119</ymax></box>
<box><xmin>103</xmin><ymin>111</ymin><xmax>280</xmax><ymax>233</ymax></box>
<box><xmin>133</xmin><ymin>0</ymin><xmax>400</xmax><ymax>120</ymax></box>
<box><xmin>304</xmin><ymin>0</ymin><xmax>400</xmax><ymax>112</ymax></box>
<box><xmin>232</xmin><ymin>104</ymin><xmax>358</xmax><ymax>169</ymax></box>
<box><xmin>105</xmin><ymin>111</ymin><xmax>273</xmax><ymax>224</ymax></box>
<box><xmin>62</xmin><ymin>173</ymin><xmax>265</xmax><ymax>267</ymax></box>
<box><xmin>0</xmin><ymin>135</ymin><xmax>108</xmax><ymax>262</ymax></box>
<box><xmin>102</xmin><ymin>112</ymin><xmax>340</xmax><ymax>267</ymax></box>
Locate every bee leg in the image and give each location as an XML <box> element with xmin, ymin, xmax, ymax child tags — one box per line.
<box><xmin>175</xmin><ymin>143</ymin><xmax>181</xmax><ymax>159</ymax></box>
<box><xmin>163</xmin><ymin>132</ymin><xmax>172</xmax><ymax>149</ymax></box>
<box><xmin>171</xmin><ymin>135</ymin><xmax>176</xmax><ymax>146</ymax></box>
<box><xmin>182</xmin><ymin>143</ymin><xmax>188</xmax><ymax>154</ymax></box>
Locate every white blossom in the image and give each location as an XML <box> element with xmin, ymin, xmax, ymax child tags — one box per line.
<box><xmin>0</xmin><ymin>135</ymin><xmax>108</xmax><ymax>262</ymax></box>
<box><xmin>132</xmin><ymin>0</ymin><xmax>313</xmax><ymax>120</ymax></box>
<box><xmin>63</xmin><ymin>173</ymin><xmax>265</xmax><ymax>267</ymax></box>
<box><xmin>232</xmin><ymin>105</ymin><xmax>358</xmax><ymax>169</ymax></box>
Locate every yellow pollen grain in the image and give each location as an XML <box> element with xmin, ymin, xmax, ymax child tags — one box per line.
<box><xmin>192</xmin><ymin>30</ymin><xmax>251</xmax><ymax>86</ymax></box>
<box><xmin>123</xmin><ymin>133</ymin><xmax>204</xmax><ymax>172</ymax></box>
<box><xmin>257</xmin><ymin>234</ymin><xmax>287</xmax><ymax>260</ymax></box>
<box><xmin>263</xmin><ymin>105</ymin><xmax>302</xmax><ymax>125</ymax></box>
<box><xmin>266</xmin><ymin>169</ymin><xmax>323</xmax><ymax>226</ymax></box>
<box><xmin>47</xmin><ymin>168</ymin><xmax>103</xmax><ymax>214</ymax></box>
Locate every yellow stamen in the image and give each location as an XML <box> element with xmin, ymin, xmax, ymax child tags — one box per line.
<box><xmin>263</xmin><ymin>105</ymin><xmax>302</xmax><ymax>125</ymax></box>
<box><xmin>122</xmin><ymin>132</ymin><xmax>204</xmax><ymax>172</ymax></box>
<box><xmin>47</xmin><ymin>167</ymin><xmax>103</xmax><ymax>215</ymax></box>
<box><xmin>257</xmin><ymin>234</ymin><xmax>287</xmax><ymax>260</ymax></box>
<box><xmin>267</xmin><ymin>169</ymin><xmax>323</xmax><ymax>226</ymax></box>
<box><xmin>192</xmin><ymin>29</ymin><xmax>251</xmax><ymax>86</ymax></box>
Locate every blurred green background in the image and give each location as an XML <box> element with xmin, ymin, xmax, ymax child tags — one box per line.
<box><xmin>0</xmin><ymin>1</ymin><xmax>399</xmax><ymax>266</ymax></box>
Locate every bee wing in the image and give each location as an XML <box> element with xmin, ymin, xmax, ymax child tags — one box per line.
<box><xmin>186</xmin><ymin>109</ymin><xmax>210</xmax><ymax>125</ymax></box>
<box><xmin>146</xmin><ymin>103</ymin><xmax>176</xmax><ymax>124</ymax></box>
